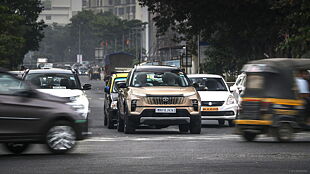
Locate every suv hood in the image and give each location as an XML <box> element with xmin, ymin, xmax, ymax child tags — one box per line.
<box><xmin>198</xmin><ymin>91</ymin><xmax>231</xmax><ymax>101</ymax></box>
<box><xmin>131</xmin><ymin>86</ymin><xmax>196</xmax><ymax>96</ymax></box>
<box><xmin>37</xmin><ymin>89</ymin><xmax>84</xmax><ymax>98</ymax></box>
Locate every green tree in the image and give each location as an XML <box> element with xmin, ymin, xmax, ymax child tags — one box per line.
<box><xmin>0</xmin><ymin>0</ymin><xmax>45</xmax><ymax>69</ymax></box>
<box><xmin>139</xmin><ymin>0</ymin><xmax>310</xmax><ymax>74</ymax></box>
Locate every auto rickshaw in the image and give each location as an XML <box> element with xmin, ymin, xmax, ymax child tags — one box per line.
<box><xmin>235</xmin><ymin>58</ymin><xmax>310</xmax><ymax>142</ymax></box>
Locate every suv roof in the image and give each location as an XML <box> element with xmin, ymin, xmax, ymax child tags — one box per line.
<box><xmin>134</xmin><ymin>65</ymin><xmax>181</xmax><ymax>72</ymax></box>
<box><xmin>187</xmin><ymin>74</ymin><xmax>223</xmax><ymax>78</ymax></box>
<box><xmin>27</xmin><ymin>68</ymin><xmax>74</xmax><ymax>74</ymax></box>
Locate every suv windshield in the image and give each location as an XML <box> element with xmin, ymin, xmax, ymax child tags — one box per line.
<box><xmin>190</xmin><ymin>77</ymin><xmax>228</xmax><ymax>91</ymax></box>
<box><xmin>131</xmin><ymin>71</ymin><xmax>190</xmax><ymax>87</ymax></box>
<box><xmin>25</xmin><ymin>73</ymin><xmax>80</xmax><ymax>89</ymax></box>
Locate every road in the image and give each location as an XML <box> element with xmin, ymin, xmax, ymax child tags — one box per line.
<box><xmin>1</xmin><ymin>76</ymin><xmax>310</xmax><ymax>174</ymax></box>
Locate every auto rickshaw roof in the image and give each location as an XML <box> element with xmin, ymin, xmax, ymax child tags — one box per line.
<box><xmin>245</xmin><ymin>58</ymin><xmax>310</xmax><ymax>72</ymax></box>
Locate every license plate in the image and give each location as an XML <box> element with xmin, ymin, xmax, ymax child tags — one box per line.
<box><xmin>202</xmin><ymin>107</ymin><xmax>218</xmax><ymax>111</ymax></box>
<box><xmin>155</xmin><ymin>108</ymin><xmax>176</xmax><ymax>113</ymax></box>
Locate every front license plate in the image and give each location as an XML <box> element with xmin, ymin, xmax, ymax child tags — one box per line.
<box><xmin>202</xmin><ymin>107</ymin><xmax>218</xmax><ymax>111</ymax></box>
<box><xmin>155</xmin><ymin>108</ymin><xmax>176</xmax><ymax>113</ymax></box>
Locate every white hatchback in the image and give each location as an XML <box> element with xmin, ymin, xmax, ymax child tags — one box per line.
<box><xmin>188</xmin><ymin>74</ymin><xmax>238</xmax><ymax>126</ymax></box>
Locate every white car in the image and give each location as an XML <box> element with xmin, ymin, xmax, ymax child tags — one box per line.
<box><xmin>23</xmin><ymin>69</ymin><xmax>91</xmax><ymax>119</ymax></box>
<box><xmin>188</xmin><ymin>74</ymin><xmax>238</xmax><ymax>127</ymax></box>
<box><xmin>229</xmin><ymin>73</ymin><xmax>246</xmax><ymax>106</ymax></box>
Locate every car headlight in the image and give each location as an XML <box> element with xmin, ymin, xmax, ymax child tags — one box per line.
<box><xmin>67</xmin><ymin>102</ymin><xmax>85</xmax><ymax>110</ymax></box>
<box><xmin>226</xmin><ymin>95</ymin><xmax>236</xmax><ymax>105</ymax></box>
<box><xmin>110</xmin><ymin>101</ymin><xmax>118</xmax><ymax>110</ymax></box>
<box><xmin>70</xmin><ymin>95</ymin><xmax>82</xmax><ymax>102</ymax></box>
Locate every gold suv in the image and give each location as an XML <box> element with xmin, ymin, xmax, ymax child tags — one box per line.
<box><xmin>117</xmin><ymin>65</ymin><xmax>201</xmax><ymax>134</ymax></box>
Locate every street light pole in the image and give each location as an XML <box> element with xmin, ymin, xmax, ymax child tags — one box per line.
<box><xmin>78</xmin><ymin>24</ymin><xmax>81</xmax><ymax>55</ymax></box>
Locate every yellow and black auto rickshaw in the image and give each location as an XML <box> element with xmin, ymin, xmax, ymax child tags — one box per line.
<box><xmin>235</xmin><ymin>58</ymin><xmax>310</xmax><ymax>142</ymax></box>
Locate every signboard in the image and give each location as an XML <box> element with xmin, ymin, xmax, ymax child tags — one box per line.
<box><xmin>181</xmin><ymin>54</ymin><xmax>192</xmax><ymax>67</ymax></box>
<box><xmin>95</xmin><ymin>48</ymin><xmax>104</xmax><ymax>59</ymax></box>
<box><xmin>77</xmin><ymin>54</ymin><xmax>83</xmax><ymax>63</ymax></box>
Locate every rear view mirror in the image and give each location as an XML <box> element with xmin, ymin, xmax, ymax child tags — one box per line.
<box><xmin>83</xmin><ymin>84</ymin><xmax>91</xmax><ymax>90</ymax></box>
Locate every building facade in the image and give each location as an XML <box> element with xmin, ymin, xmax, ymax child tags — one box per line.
<box><xmin>38</xmin><ymin>0</ymin><xmax>82</xmax><ymax>25</ymax></box>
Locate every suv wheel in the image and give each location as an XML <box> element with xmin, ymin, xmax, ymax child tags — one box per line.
<box><xmin>190</xmin><ymin>116</ymin><xmax>201</xmax><ymax>134</ymax></box>
<box><xmin>117</xmin><ymin>112</ymin><xmax>124</xmax><ymax>132</ymax></box>
<box><xmin>46</xmin><ymin>121</ymin><xmax>76</xmax><ymax>154</ymax></box>
<box><xmin>107</xmin><ymin>112</ymin><xmax>115</xmax><ymax>129</ymax></box>
<box><xmin>179</xmin><ymin>124</ymin><xmax>189</xmax><ymax>133</ymax></box>
<box><xmin>4</xmin><ymin>143</ymin><xmax>30</xmax><ymax>154</ymax></box>
<box><xmin>103</xmin><ymin>106</ymin><xmax>107</xmax><ymax>126</ymax></box>
<box><xmin>124</xmin><ymin>116</ymin><xmax>135</xmax><ymax>134</ymax></box>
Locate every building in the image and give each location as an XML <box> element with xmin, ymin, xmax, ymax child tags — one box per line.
<box><xmin>83</xmin><ymin>0</ymin><xmax>137</xmax><ymax>20</ymax></box>
<box><xmin>38</xmin><ymin>0</ymin><xmax>82</xmax><ymax>25</ymax></box>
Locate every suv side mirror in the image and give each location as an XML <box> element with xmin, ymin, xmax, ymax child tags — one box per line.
<box><xmin>192</xmin><ymin>83</ymin><xmax>199</xmax><ymax>89</ymax></box>
<box><xmin>104</xmin><ymin>86</ymin><xmax>110</xmax><ymax>93</ymax></box>
<box><xmin>83</xmin><ymin>84</ymin><xmax>91</xmax><ymax>90</ymax></box>
<box><xmin>118</xmin><ymin>82</ymin><xmax>127</xmax><ymax>89</ymax></box>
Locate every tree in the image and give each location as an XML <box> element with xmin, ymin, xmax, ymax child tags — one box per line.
<box><xmin>0</xmin><ymin>0</ymin><xmax>45</xmax><ymax>69</ymax></box>
<box><xmin>139</xmin><ymin>0</ymin><xmax>310</xmax><ymax>74</ymax></box>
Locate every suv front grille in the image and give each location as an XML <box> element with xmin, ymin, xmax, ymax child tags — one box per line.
<box><xmin>145</xmin><ymin>96</ymin><xmax>185</xmax><ymax>105</ymax></box>
<box><xmin>201</xmin><ymin>101</ymin><xmax>225</xmax><ymax>106</ymax></box>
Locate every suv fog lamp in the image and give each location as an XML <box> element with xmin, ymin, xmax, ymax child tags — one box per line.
<box><xmin>131</xmin><ymin>100</ymin><xmax>138</xmax><ymax>111</ymax></box>
<box><xmin>192</xmin><ymin>99</ymin><xmax>199</xmax><ymax>111</ymax></box>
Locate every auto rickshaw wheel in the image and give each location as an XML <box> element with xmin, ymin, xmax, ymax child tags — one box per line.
<box><xmin>242</xmin><ymin>131</ymin><xmax>257</xmax><ymax>142</ymax></box>
<box><xmin>276</xmin><ymin>123</ymin><xmax>294</xmax><ymax>142</ymax></box>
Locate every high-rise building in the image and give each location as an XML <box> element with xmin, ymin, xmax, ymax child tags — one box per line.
<box><xmin>38</xmin><ymin>0</ymin><xmax>82</xmax><ymax>25</ymax></box>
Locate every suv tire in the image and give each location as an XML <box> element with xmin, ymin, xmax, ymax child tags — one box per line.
<box><xmin>190</xmin><ymin>116</ymin><xmax>201</xmax><ymax>134</ymax></box>
<box><xmin>107</xmin><ymin>113</ymin><xmax>115</xmax><ymax>129</ymax></box>
<box><xmin>117</xmin><ymin>112</ymin><xmax>124</xmax><ymax>132</ymax></box>
<box><xmin>4</xmin><ymin>143</ymin><xmax>30</xmax><ymax>154</ymax></box>
<box><xmin>46</xmin><ymin>121</ymin><xmax>76</xmax><ymax>154</ymax></box>
<box><xmin>218</xmin><ymin>120</ymin><xmax>225</xmax><ymax>126</ymax></box>
<box><xmin>124</xmin><ymin>116</ymin><xmax>135</xmax><ymax>134</ymax></box>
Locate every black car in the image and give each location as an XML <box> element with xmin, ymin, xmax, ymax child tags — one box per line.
<box><xmin>0</xmin><ymin>68</ymin><xmax>89</xmax><ymax>154</ymax></box>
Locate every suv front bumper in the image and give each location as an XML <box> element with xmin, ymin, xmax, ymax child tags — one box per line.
<box><xmin>129</xmin><ymin>109</ymin><xmax>200</xmax><ymax>125</ymax></box>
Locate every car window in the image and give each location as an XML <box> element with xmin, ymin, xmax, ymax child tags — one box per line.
<box><xmin>190</xmin><ymin>77</ymin><xmax>228</xmax><ymax>91</ymax></box>
<box><xmin>112</xmin><ymin>77</ymin><xmax>126</xmax><ymax>92</ymax></box>
<box><xmin>25</xmin><ymin>73</ymin><xmax>79</xmax><ymax>89</ymax></box>
<box><xmin>130</xmin><ymin>71</ymin><xmax>190</xmax><ymax>87</ymax></box>
<box><xmin>0</xmin><ymin>73</ymin><xmax>29</xmax><ymax>95</ymax></box>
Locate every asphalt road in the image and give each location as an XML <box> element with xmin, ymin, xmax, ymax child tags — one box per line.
<box><xmin>1</xmin><ymin>76</ymin><xmax>310</xmax><ymax>174</ymax></box>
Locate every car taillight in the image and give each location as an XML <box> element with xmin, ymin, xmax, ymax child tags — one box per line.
<box><xmin>131</xmin><ymin>100</ymin><xmax>137</xmax><ymax>112</ymax></box>
<box><xmin>192</xmin><ymin>99</ymin><xmax>199</xmax><ymax>111</ymax></box>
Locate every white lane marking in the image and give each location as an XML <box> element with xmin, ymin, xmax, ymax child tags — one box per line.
<box><xmin>83</xmin><ymin>134</ymin><xmax>240</xmax><ymax>142</ymax></box>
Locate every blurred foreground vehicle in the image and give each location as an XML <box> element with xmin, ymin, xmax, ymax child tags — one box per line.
<box><xmin>235</xmin><ymin>58</ymin><xmax>310</xmax><ymax>142</ymax></box>
<box><xmin>117</xmin><ymin>66</ymin><xmax>201</xmax><ymax>134</ymax></box>
<box><xmin>188</xmin><ymin>74</ymin><xmax>238</xmax><ymax>127</ymax></box>
<box><xmin>104</xmin><ymin>73</ymin><xmax>128</xmax><ymax>129</ymax></box>
<box><xmin>23</xmin><ymin>69</ymin><xmax>91</xmax><ymax>120</ymax></box>
<box><xmin>0</xmin><ymin>69</ymin><xmax>88</xmax><ymax>154</ymax></box>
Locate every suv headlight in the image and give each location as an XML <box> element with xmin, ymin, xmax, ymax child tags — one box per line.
<box><xmin>131</xmin><ymin>99</ymin><xmax>138</xmax><ymax>111</ymax></box>
<box><xmin>226</xmin><ymin>95</ymin><xmax>236</xmax><ymax>105</ymax></box>
<box><xmin>183</xmin><ymin>92</ymin><xmax>196</xmax><ymax>97</ymax></box>
<box><xmin>192</xmin><ymin>99</ymin><xmax>199</xmax><ymax>111</ymax></box>
<box><xmin>111</xmin><ymin>101</ymin><xmax>118</xmax><ymax>110</ymax></box>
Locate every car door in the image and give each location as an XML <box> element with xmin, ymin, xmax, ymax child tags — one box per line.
<box><xmin>0</xmin><ymin>72</ymin><xmax>50</xmax><ymax>138</ymax></box>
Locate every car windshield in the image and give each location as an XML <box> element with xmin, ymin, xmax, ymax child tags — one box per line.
<box><xmin>190</xmin><ymin>77</ymin><xmax>228</xmax><ymax>91</ymax></box>
<box><xmin>112</xmin><ymin>77</ymin><xmax>126</xmax><ymax>92</ymax></box>
<box><xmin>25</xmin><ymin>73</ymin><xmax>79</xmax><ymax>89</ymax></box>
<box><xmin>131</xmin><ymin>71</ymin><xmax>190</xmax><ymax>87</ymax></box>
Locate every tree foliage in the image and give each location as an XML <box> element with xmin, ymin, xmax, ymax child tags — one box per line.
<box><xmin>139</xmin><ymin>0</ymin><xmax>310</xmax><ymax>74</ymax></box>
<box><xmin>0</xmin><ymin>0</ymin><xmax>45</xmax><ymax>69</ymax></box>
<box><xmin>36</xmin><ymin>11</ymin><xmax>144</xmax><ymax>63</ymax></box>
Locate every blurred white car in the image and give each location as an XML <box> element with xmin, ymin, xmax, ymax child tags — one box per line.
<box><xmin>188</xmin><ymin>74</ymin><xmax>238</xmax><ymax>127</ymax></box>
<box><xmin>23</xmin><ymin>69</ymin><xmax>91</xmax><ymax>119</ymax></box>
<box><xmin>229</xmin><ymin>73</ymin><xmax>246</xmax><ymax>106</ymax></box>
